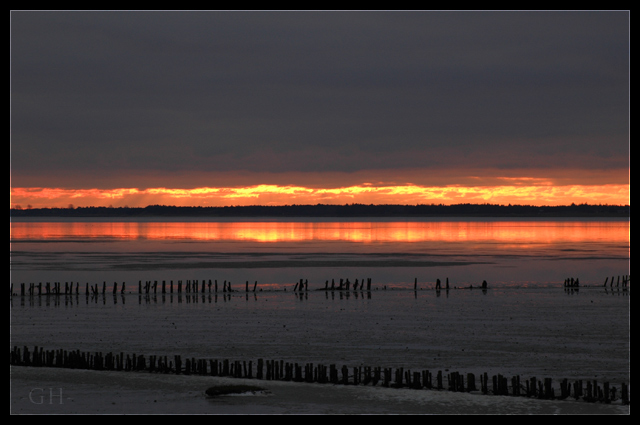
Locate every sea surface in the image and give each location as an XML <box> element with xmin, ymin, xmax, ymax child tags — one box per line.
<box><xmin>10</xmin><ymin>217</ymin><xmax>630</xmax><ymax>413</ymax></box>
<box><xmin>10</xmin><ymin>217</ymin><xmax>630</xmax><ymax>289</ymax></box>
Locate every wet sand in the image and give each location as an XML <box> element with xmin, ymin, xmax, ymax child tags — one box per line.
<box><xmin>10</xmin><ymin>365</ymin><xmax>629</xmax><ymax>414</ymax></box>
<box><xmin>10</xmin><ymin>286</ymin><xmax>630</xmax><ymax>414</ymax></box>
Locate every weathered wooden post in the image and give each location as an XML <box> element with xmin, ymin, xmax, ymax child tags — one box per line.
<box><xmin>174</xmin><ymin>355</ymin><xmax>181</xmax><ymax>374</ymax></box>
<box><xmin>621</xmin><ymin>383</ymin><xmax>629</xmax><ymax>404</ymax></box>
<box><xmin>559</xmin><ymin>378</ymin><xmax>569</xmax><ymax>399</ymax></box>
<box><xmin>510</xmin><ymin>376</ymin><xmax>517</xmax><ymax>396</ymax></box>
<box><xmin>329</xmin><ymin>364</ymin><xmax>337</xmax><ymax>383</ymax></box>
<box><xmin>467</xmin><ymin>373</ymin><xmax>477</xmax><ymax>392</ymax></box>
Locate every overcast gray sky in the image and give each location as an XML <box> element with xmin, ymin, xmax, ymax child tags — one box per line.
<box><xmin>10</xmin><ymin>10</ymin><xmax>629</xmax><ymax>190</ymax></box>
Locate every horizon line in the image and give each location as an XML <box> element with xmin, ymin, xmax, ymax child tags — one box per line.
<box><xmin>10</xmin><ymin>202</ymin><xmax>630</xmax><ymax>210</ymax></box>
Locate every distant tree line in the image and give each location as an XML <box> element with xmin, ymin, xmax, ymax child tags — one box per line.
<box><xmin>9</xmin><ymin>203</ymin><xmax>630</xmax><ymax>218</ymax></box>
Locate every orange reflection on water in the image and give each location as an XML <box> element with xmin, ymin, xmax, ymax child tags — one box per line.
<box><xmin>10</xmin><ymin>220</ymin><xmax>629</xmax><ymax>246</ymax></box>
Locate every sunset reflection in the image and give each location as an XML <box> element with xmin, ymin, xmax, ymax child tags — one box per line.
<box><xmin>10</xmin><ymin>220</ymin><xmax>629</xmax><ymax>246</ymax></box>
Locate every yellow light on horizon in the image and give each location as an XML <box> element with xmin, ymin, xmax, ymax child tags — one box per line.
<box><xmin>9</xmin><ymin>182</ymin><xmax>630</xmax><ymax>209</ymax></box>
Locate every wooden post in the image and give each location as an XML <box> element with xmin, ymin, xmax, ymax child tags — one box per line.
<box><xmin>329</xmin><ymin>364</ymin><xmax>337</xmax><ymax>383</ymax></box>
<box><xmin>621</xmin><ymin>383</ymin><xmax>629</xmax><ymax>404</ymax></box>
<box><xmin>467</xmin><ymin>373</ymin><xmax>476</xmax><ymax>392</ymax></box>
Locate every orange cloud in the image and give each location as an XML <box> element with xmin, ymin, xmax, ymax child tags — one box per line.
<box><xmin>10</xmin><ymin>182</ymin><xmax>629</xmax><ymax>209</ymax></box>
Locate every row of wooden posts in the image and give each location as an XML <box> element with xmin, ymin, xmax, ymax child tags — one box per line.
<box><xmin>602</xmin><ymin>275</ymin><xmax>630</xmax><ymax>288</ymax></box>
<box><xmin>10</xmin><ymin>278</ymin><xmax>376</xmax><ymax>297</ymax></box>
<box><xmin>564</xmin><ymin>275</ymin><xmax>630</xmax><ymax>289</ymax></box>
<box><xmin>11</xmin><ymin>275</ymin><xmax>628</xmax><ymax>298</ymax></box>
<box><xmin>10</xmin><ymin>277</ymin><xmax>432</xmax><ymax>297</ymax></box>
<box><xmin>10</xmin><ymin>345</ymin><xmax>629</xmax><ymax>405</ymax></box>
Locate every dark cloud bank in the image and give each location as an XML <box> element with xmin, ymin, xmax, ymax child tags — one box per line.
<box><xmin>10</xmin><ymin>11</ymin><xmax>629</xmax><ymax>188</ymax></box>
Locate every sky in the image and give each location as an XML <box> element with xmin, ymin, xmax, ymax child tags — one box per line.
<box><xmin>10</xmin><ymin>10</ymin><xmax>630</xmax><ymax>208</ymax></box>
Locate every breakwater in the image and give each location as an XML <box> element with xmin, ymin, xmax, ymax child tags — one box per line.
<box><xmin>9</xmin><ymin>345</ymin><xmax>630</xmax><ymax>405</ymax></box>
<box><xmin>9</xmin><ymin>274</ymin><xmax>631</xmax><ymax>298</ymax></box>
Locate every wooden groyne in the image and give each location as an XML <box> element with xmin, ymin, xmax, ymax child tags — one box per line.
<box><xmin>602</xmin><ymin>275</ymin><xmax>630</xmax><ymax>289</ymax></box>
<box><xmin>11</xmin><ymin>274</ymin><xmax>630</xmax><ymax>299</ymax></box>
<box><xmin>9</xmin><ymin>277</ymin><xmax>380</xmax><ymax>298</ymax></box>
<box><xmin>563</xmin><ymin>275</ymin><xmax>630</xmax><ymax>289</ymax></box>
<box><xmin>9</xmin><ymin>345</ymin><xmax>629</xmax><ymax>406</ymax></box>
<box><xmin>562</xmin><ymin>275</ymin><xmax>630</xmax><ymax>294</ymax></box>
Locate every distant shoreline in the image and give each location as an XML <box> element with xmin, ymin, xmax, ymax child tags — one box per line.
<box><xmin>9</xmin><ymin>204</ymin><xmax>630</xmax><ymax>218</ymax></box>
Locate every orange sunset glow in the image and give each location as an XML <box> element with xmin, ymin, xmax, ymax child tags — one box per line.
<box><xmin>10</xmin><ymin>220</ymin><xmax>628</xmax><ymax>246</ymax></box>
<box><xmin>9</xmin><ymin>182</ymin><xmax>630</xmax><ymax>210</ymax></box>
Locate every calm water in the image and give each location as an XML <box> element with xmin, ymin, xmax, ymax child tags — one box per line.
<box><xmin>10</xmin><ymin>217</ymin><xmax>631</xmax><ymax>414</ymax></box>
<box><xmin>10</xmin><ymin>217</ymin><xmax>629</xmax><ymax>289</ymax></box>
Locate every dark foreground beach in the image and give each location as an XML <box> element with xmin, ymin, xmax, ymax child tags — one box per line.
<box><xmin>10</xmin><ymin>364</ymin><xmax>629</xmax><ymax>414</ymax></box>
<box><xmin>10</xmin><ymin>285</ymin><xmax>630</xmax><ymax>414</ymax></box>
